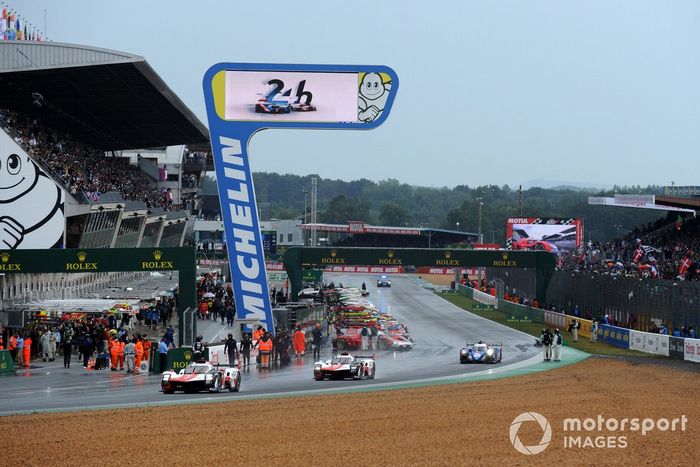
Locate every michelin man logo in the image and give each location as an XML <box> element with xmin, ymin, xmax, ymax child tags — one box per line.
<box><xmin>358</xmin><ymin>72</ymin><xmax>392</xmax><ymax>123</ymax></box>
<box><xmin>0</xmin><ymin>152</ymin><xmax>64</xmax><ymax>249</ymax></box>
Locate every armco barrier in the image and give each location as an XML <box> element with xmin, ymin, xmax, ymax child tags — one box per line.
<box><xmin>684</xmin><ymin>338</ymin><xmax>700</xmax><ymax>363</ymax></box>
<box><xmin>596</xmin><ymin>324</ymin><xmax>630</xmax><ymax>349</ymax></box>
<box><xmin>629</xmin><ymin>330</ymin><xmax>670</xmax><ymax>356</ymax></box>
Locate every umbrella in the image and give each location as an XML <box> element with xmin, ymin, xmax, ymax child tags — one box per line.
<box><xmin>203</xmin><ymin>292</ymin><xmax>215</xmax><ymax>298</ymax></box>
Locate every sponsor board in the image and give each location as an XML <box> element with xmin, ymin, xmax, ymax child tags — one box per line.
<box><xmin>629</xmin><ymin>330</ymin><xmax>670</xmax><ymax>356</ymax></box>
<box><xmin>683</xmin><ymin>338</ymin><xmax>700</xmax><ymax>363</ymax></box>
<box><xmin>669</xmin><ymin>337</ymin><xmax>685</xmax><ymax>360</ymax></box>
<box><xmin>596</xmin><ymin>324</ymin><xmax>630</xmax><ymax>349</ymax></box>
<box><xmin>325</xmin><ymin>265</ymin><xmax>403</xmax><ymax>274</ymax></box>
<box><xmin>417</xmin><ymin>267</ymin><xmax>479</xmax><ymax>275</ymax></box>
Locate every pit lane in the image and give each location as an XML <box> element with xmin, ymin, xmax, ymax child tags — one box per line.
<box><xmin>0</xmin><ymin>274</ymin><xmax>540</xmax><ymax>415</ymax></box>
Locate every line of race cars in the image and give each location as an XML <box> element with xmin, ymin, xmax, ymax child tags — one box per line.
<box><xmin>160</xmin><ymin>280</ymin><xmax>505</xmax><ymax>394</ymax></box>
<box><xmin>326</xmin><ymin>286</ymin><xmax>414</xmax><ymax>351</ymax></box>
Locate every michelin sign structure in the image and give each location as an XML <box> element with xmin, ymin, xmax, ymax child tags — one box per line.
<box><xmin>203</xmin><ymin>63</ymin><xmax>398</xmax><ymax>332</ymax></box>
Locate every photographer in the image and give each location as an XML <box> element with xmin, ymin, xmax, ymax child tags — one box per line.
<box><xmin>540</xmin><ymin>329</ymin><xmax>552</xmax><ymax>361</ymax></box>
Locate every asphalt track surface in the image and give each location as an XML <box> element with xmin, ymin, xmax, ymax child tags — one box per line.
<box><xmin>0</xmin><ymin>274</ymin><xmax>540</xmax><ymax>415</ymax></box>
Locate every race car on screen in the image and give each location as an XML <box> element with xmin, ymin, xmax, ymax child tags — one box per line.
<box><xmin>291</xmin><ymin>102</ymin><xmax>317</xmax><ymax>111</ymax></box>
<box><xmin>161</xmin><ymin>360</ymin><xmax>241</xmax><ymax>393</ymax></box>
<box><xmin>511</xmin><ymin>239</ymin><xmax>558</xmax><ymax>253</ymax></box>
<box><xmin>459</xmin><ymin>341</ymin><xmax>502</xmax><ymax>364</ymax></box>
<box><xmin>254</xmin><ymin>100</ymin><xmax>291</xmax><ymax>114</ymax></box>
<box><xmin>377</xmin><ymin>275</ymin><xmax>391</xmax><ymax>287</ymax></box>
<box><xmin>333</xmin><ymin>331</ymin><xmax>413</xmax><ymax>351</ymax></box>
<box><xmin>314</xmin><ymin>352</ymin><xmax>376</xmax><ymax>380</ymax></box>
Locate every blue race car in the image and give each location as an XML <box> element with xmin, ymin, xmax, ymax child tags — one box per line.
<box><xmin>255</xmin><ymin>100</ymin><xmax>291</xmax><ymax>114</ymax></box>
<box><xmin>377</xmin><ymin>275</ymin><xmax>391</xmax><ymax>287</ymax></box>
<box><xmin>459</xmin><ymin>341</ymin><xmax>502</xmax><ymax>364</ymax></box>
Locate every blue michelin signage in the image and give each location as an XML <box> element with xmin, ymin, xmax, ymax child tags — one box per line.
<box><xmin>203</xmin><ymin>63</ymin><xmax>398</xmax><ymax>332</ymax></box>
<box><xmin>596</xmin><ymin>324</ymin><xmax>630</xmax><ymax>349</ymax></box>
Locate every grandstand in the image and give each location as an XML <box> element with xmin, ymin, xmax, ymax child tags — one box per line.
<box><xmin>0</xmin><ymin>40</ymin><xmax>210</xmax><ymax>310</ymax></box>
<box><xmin>0</xmin><ymin>41</ymin><xmax>209</xmax><ymax>250</ymax></box>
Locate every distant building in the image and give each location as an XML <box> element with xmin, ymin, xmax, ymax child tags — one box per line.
<box><xmin>663</xmin><ymin>186</ymin><xmax>700</xmax><ymax>197</ymax></box>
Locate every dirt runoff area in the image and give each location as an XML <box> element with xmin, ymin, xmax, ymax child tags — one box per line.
<box><xmin>1</xmin><ymin>358</ymin><xmax>698</xmax><ymax>466</ymax></box>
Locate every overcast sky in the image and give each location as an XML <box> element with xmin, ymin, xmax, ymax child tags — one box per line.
<box><xmin>13</xmin><ymin>0</ymin><xmax>700</xmax><ymax>188</ymax></box>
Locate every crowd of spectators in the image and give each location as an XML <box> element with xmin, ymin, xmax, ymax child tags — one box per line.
<box><xmin>0</xmin><ymin>108</ymin><xmax>185</xmax><ymax>210</ymax></box>
<box><xmin>196</xmin><ymin>273</ymin><xmax>237</xmax><ymax>326</ymax></box>
<box><xmin>559</xmin><ymin>213</ymin><xmax>700</xmax><ymax>281</ymax></box>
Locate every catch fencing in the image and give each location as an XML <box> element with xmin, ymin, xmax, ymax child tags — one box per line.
<box><xmin>486</xmin><ymin>267</ymin><xmax>700</xmax><ymax>332</ymax></box>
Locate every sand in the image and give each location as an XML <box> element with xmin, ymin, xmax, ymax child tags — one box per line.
<box><xmin>1</xmin><ymin>358</ymin><xmax>697</xmax><ymax>466</ymax></box>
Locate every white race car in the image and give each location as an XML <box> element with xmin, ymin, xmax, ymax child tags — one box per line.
<box><xmin>161</xmin><ymin>360</ymin><xmax>241</xmax><ymax>393</ymax></box>
<box><xmin>314</xmin><ymin>352</ymin><xmax>376</xmax><ymax>381</ymax></box>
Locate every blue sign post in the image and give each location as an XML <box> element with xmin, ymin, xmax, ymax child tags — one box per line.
<box><xmin>203</xmin><ymin>63</ymin><xmax>399</xmax><ymax>332</ymax></box>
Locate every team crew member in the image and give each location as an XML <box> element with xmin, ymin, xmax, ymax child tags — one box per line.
<box><xmin>293</xmin><ymin>326</ymin><xmax>305</xmax><ymax>358</ymax></box>
<box><xmin>370</xmin><ymin>325</ymin><xmax>379</xmax><ymax>350</ymax></box>
<box><xmin>23</xmin><ymin>335</ymin><xmax>32</xmax><ymax>368</ymax></box>
<box><xmin>360</xmin><ymin>325</ymin><xmax>369</xmax><ymax>350</ymax></box>
<box><xmin>158</xmin><ymin>338</ymin><xmax>169</xmax><ymax>373</ymax></box>
<box><xmin>239</xmin><ymin>334</ymin><xmax>252</xmax><ymax>368</ymax></box>
<box><xmin>134</xmin><ymin>338</ymin><xmax>144</xmax><ymax>374</ymax></box>
<box><xmin>570</xmin><ymin>319</ymin><xmax>581</xmax><ymax>342</ymax></box>
<box><xmin>124</xmin><ymin>339</ymin><xmax>136</xmax><ymax>373</ymax></box>
<box><xmin>552</xmin><ymin>329</ymin><xmax>563</xmax><ymax>362</ymax></box>
<box><xmin>540</xmin><ymin>329</ymin><xmax>552</xmax><ymax>362</ymax></box>
<box><xmin>311</xmin><ymin>323</ymin><xmax>323</xmax><ymax>361</ymax></box>
<box><xmin>15</xmin><ymin>334</ymin><xmax>24</xmax><ymax>367</ymax></box>
<box><xmin>109</xmin><ymin>334</ymin><xmax>120</xmax><ymax>371</ymax></box>
<box><xmin>62</xmin><ymin>337</ymin><xmax>73</xmax><ymax>368</ymax></box>
<box><xmin>142</xmin><ymin>336</ymin><xmax>151</xmax><ymax>361</ymax></box>
<box><xmin>116</xmin><ymin>338</ymin><xmax>125</xmax><ymax>370</ymax></box>
<box><xmin>223</xmin><ymin>334</ymin><xmax>238</xmax><ymax>367</ymax></box>
<box><xmin>8</xmin><ymin>334</ymin><xmax>18</xmax><ymax>362</ymax></box>
<box><xmin>590</xmin><ymin>319</ymin><xmax>598</xmax><ymax>343</ymax></box>
<box><xmin>256</xmin><ymin>332</ymin><xmax>273</xmax><ymax>367</ymax></box>
<box><xmin>192</xmin><ymin>336</ymin><xmax>206</xmax><ymax>361</ymax></box>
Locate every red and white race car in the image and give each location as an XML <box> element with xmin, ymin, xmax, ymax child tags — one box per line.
<box><xmin>314</xmin><ymin>352</ymin><xmax>376</xmax><ymax>381</ymax></box>
<box><xmin>161</xmin><ymin>360</ymin><xmax>241</xmax><ymax>394</ymax></box>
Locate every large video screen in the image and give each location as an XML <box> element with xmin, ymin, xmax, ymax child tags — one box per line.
<box><xmin>505</xmin><ymin>217</ymin><xmax>583</xmax><ymax>255</ymax></box>
<box><xmin>224</xmin><ymin>70</ymin><xmax>392</xmax><ymax>123</ymax></box>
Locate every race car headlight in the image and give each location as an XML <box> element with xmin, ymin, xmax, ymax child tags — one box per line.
<box><xmin>162</xmin><ymin>374</ymin><xmax>170</xmax><ymax>381</ymax></box>
<box><xmin>460</xmin><ymin>350</ymin><xmax>467</xmax><ymax>355</ymax></box>
<box><xmin>486</xmin><ymin>349</ymin><xmax>494</xmax><ymax>356</ymax></box>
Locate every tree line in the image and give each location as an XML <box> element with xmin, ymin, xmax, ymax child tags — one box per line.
<box><xmin>205</xmin><ymin>173</ymin><xmax>665</xmax><ymax>244</ymax></box>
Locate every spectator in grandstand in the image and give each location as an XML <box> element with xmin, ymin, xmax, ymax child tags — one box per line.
<box><xmin>0</xmin><ymin>109</ymin><xmax>191</xmax><ymax>211</ymax></box>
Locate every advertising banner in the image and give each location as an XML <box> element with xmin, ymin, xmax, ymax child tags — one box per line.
<box><xmin>683</xmin><ymin>338</ymin><xmax>700</xmax><ymax>363</ymax></box>
<box><xmin>505</xmin><ymin>217</ymin><xmax>583</xmax><ymax>254</ymax></box>
<box><xmin>629</xmin><ymin>330</ymin><xmax>670</xmax><ymax>356</ymax></box>
<box><xmin>596</xmin><ymin>324</ymin><xmax>630</xmax><ymax>349</ymax></box>
<box><xmin>203</xmin><ymin>63</ymin><xmax>398</xmax><ymax>333</ymax></box>
<box><xmin>543</xmin><ymin>310</ymin><xmax>568</xmax><ymax>330</ymax></box>
<box><xmin>0</xmin><ymin>350</ymin><xmax>15</xmax><ymax>375</ymax></box>
<box><xmin>669</xmin><ymin>337</ymin><xmax>685</xmax><ymax>360</ymax></box>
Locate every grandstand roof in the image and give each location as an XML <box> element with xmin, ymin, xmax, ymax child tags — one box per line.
<box><xmin>0</xmin><ymin>41</ymin><xmax>209</xmax><ymax>150</ymax></box>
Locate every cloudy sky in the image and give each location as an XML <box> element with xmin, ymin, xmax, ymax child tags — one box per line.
<box><xmin>12</xmin><ymin>0</ymin><xmax>700</xmax><ymax>188</ymax></box>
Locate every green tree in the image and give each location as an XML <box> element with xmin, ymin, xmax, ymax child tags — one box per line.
<box><xmin>320</xmin><ymin>195</ymin><xmax>371</xmax><ymax>224</ymax></box>
<box><xmin>379</xmin><ymin>202</ymin><xmax>412</xmax><ymax>226</ymax></box>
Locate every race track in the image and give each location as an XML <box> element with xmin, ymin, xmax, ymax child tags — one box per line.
<box><xmin>0</xmin><ymin>274</ymin><xmax>540</xmax><ymax>415</ymax></box>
